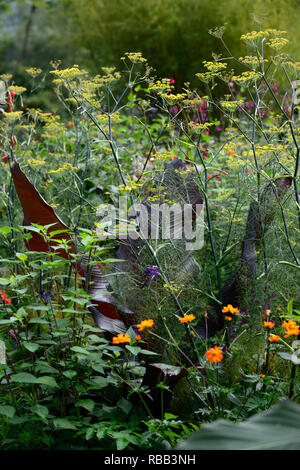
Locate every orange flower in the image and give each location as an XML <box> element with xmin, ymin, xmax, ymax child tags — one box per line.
<box><xmin>112</xmin><ymin>333</ymin><xmax>131</xmax><ymax>345</ymax></box>
<box><xmin>222</xmin><ymin>304</ymin><xmax>239</xmax><ymax>314</ymax></box>
<box><xmin>224</xmin><ymin>316</ymin><xmax>232</xmax><ymax>321</ymax></box>
<box><xmin>205</xmin><ymin>346</ymin><xmax>223</xmax><ymax>363</ymax></box>
<box><xmin>259</xmin><ymin>373</ymin><xmax>266</xmax><ymax>378</ymax></box>
<box><xmin>179</xmin><ymin>314</ymin><xmax>196</xmax><ymax>324</ymax></box>
<box><xmin>0</xmin><ymin>290</ymin><xmax>11</xmax><ymax>305</ymax></box>
<box><xmin>137</xmin><ymin>319</ymin><xmax>154</xmax><ymax>332</ymax></box>
<box><xmin>282</xmin><ymin>320</ymin><xmax>300</xmax><ymax>338</ymax></box>
<box><xmin>268</xmin><ymin>335</ymin><xmax>281</xmax><ymax>342</ymax></box>
<box><xmin>264</xmin><ymin>320</ymin><xmax>275</xmax><ymax>329</ymax></box>
<box><xmin>135</xmin><ymin>335</ymin><xmax>141</xmax><ymax>341</ymax></box>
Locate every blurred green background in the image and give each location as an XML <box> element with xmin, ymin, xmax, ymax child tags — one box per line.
<box><xmin>1</xmin><ymin>0</ymin><xmax>299</xmax><ymax>95</ymax></box>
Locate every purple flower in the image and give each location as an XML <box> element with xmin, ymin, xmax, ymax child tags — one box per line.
<box><xmin>39</xmin><ymin>290</ymin><xmax>54</xmax><ymax>303</ymax></box>
<box><xmin>144</xmin><ymin>265</ymin><xmax>160</xmax><ymax>282</ymax></box>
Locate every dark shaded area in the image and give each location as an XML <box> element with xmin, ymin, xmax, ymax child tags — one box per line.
<box><xmin>1</xmin><ymin>0</ymin><xmax>299</xmax><ymax>95</ymax></box>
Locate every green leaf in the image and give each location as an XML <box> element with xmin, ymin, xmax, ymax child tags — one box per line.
<box><xmin>176</xmin><ymin>400</ymin><xmax>300</xmax><ymax>450</ymax></box>
<box><xmin>29</xmin><ymin>318</ymin><xmax>49</xmax><ymax>324</ymax></box>
<box><xmin>16</xmin><ymin>307</ymin><xmax>28</xmax><ymax>318</ymax></box>
<box><xmin>278</xmin><ymin>352</ymin><xmax>293</xmax><ymax>361</ymax></box>
<box><xmin>36</xmin><ymin>376</ymin><xmax>59</xmax><ymax>388</ymax></box>
<box><xmin>0</xmin><ymin>226</ymin><xmax>12</xmax><ymax>235</ymax></box>
<box><xmin>164</xmin><ymin>412</ymin><xmax>177</xmax><ymax>420</ymax></box>
<box><xmin>62</xmin><ymin>370</ymin><xmax>77</xmax><ymax>379</ymax></box>
<box><xmin>70</xmin><ymin>346</ymin><xmax>90</xmax><ymax>355</ymax></box>
<box><xmin>0</xmin><ymin>318</ymin><xmax>17</xmax><ymax>325</ymax></box>
<box><xmin>31</xmin><ymin>404</ymin><xmax>49</xmax><ymax>419</ymax></box>
<box><xmin>16</xmin><ymin>252</ymin><xmax>28</xmax><ymax>262</ymax></box>
<box><xmin>88</xmin><ymin>375</ymin><xmax>110</xmax><ymax>389</ymax></box>
<box><xmin>287</xmin><ymin>299</ymin><xmax>294</xmax><ymax>317</ymax></box>
<box><xmin>53</xmin><ymin>418</ymin><xmax>77</xmax><ymax>430</ymax></box>
<box><xmin>117</xmin><ymin>398</ymin><xmax>133</xmax><ymax>415</ymax></box>
<box><xmin>227</xmin><ymin>392</ymin><xmax>242</xmax><ymax>406</ymax></box>
<box><xmin>125</xmin><ymin>345</ymin><xmax>141</xmax><ymax>356</ymax></box>
<box><xmin>139</xmin><ymin>349</ymin><xmax>159</xmax><ymax>356</ymax></box>
<box><xmin>23</xmin><ymin>342</ymin><xmax>40</xmax><ymax>353</ymax></box>
<box><xmin>75</xmin><ymin>399</ymin><xmax>95</xmax><ymax>413</ymax></box>
<box><xmin>0</xmin><ymin>405</ymin><xmax>15</xmax><ymax>418</ymax></box>
<box><xmin>11</xmin><ymin>372</ymin><xmax>37</xmax><ymax>384</ymax></box>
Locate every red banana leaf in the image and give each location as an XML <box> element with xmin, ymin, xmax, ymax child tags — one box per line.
<box><xmin>10</xmin><ymin>161</ymin><xmax>130</xmax><ymax>334</ymax></box>
<box><xmin>11</xmin><ymin>161</ymin><xmax>74</xmax><ymax>259</ymax></box>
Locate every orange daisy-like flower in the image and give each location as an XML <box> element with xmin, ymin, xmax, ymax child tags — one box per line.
<box><xmin>222</xmin><ymin>304</ymin><xmax>239</xmax><ymax>314</ymax></box>
<box><xmin>268</xmin><ymin>335</ymin><xmax>281</xmax><ymax>343</ymax></box>
<box><xmin>112</xmin><ymin>333</ymin><xmax>131</xmax><ymax>345</ymax></box>
<box><xmin>0</xmin><ymin>290</ymin><xmax>11</xmax><ymax>305</ymax></box>
<box><xmin>135</xmin><ymin>335</ymin><xmax>141</xmax><ymax>341</ymax></box>
<box><xmin>264</xmin><ymin>320</ymin><xmax>275</xmax><ymax>329</ymax></box>
<box><xmin>262</xmin><ymin>309</ymin><xmax>271</xmax><ymax>318</ymax></box>
<box><xmin>282</xmin><ymin>320</ymin><xmax>300</xmax><ymax>338</ymax></box>
<box><xmin>137</xmin><ymin>319</ymin><xmax>154</xmax><ymax>332</ymax></box>
<box><xmin>179</xmin><ymin>314</ymin><xmax>196</xmax><ymax>324</ymax></box>
<box><xmin>224</xmin><ymin>316</ymin><xmax>233</xmax><ymax>321</ymax></box>
<box><xmin>205</xmin><ymin>346</ymin><xmax>223</xmax><ymax>363</ymax></box>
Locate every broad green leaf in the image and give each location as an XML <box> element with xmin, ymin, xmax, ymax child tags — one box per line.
<box><xmin>16</xmin><ymin>253</ymin><xmax>28</xmax><ymax>262</ymax></box>
<box><xmin>88</xmin><ymin>375</ymin><xmax>111</xmax><ymax>389</ymax></box>
<box><xmin>278</xmin><ymin>352</ymin><xmax>293</xmax><ymax>361</ymax></box>
<box><xmin>16</xmin><ymin>307</ymin><xmax>28</xmax><ymax>318</ymax></box>
<box><xmin>0</xmin><ymin>226</ymin><xmax>12</xmax><ymax>235</ymax></box>
<box><xmin>31</xmin><ymin>404</ymin><xmax>49</xmax><ymax>419</ymax></box>
<box><xmin>176</xmin><ymin>400</ymin><xmax>300</xmax><ymax>450</ymax></box>
<box><xmin>117</xmin><ymin>398</ymin><xmax>133</xmax><ymax>415</ymax></box>
<box><xmin>11</xmin><ymin>372</ymin><xmax>37</xmax><ymax>384</ymax></box>
<box><xmin>53</xmin><ymin>418</ymin><xmax>77</xmax><ymax>430</ymax></box>
<box><xmin>36</xmin><ymin>376</ymin><xmax>59</xmax><ymax>388</ymax></box>
<box><xmin>62</xmin><ymin>370</ymin><xmax>77</xmax><ymax>379</ymax></box>
<box><xmin>125</xmin><ymin>345</ymin><xmax>141</xmax><ymax>356</ymax></box>
<box><xmin>29</xmin><ymin>318</ymin><xmax>49</xmax><ymax>324</ymax></box>
<box><xmin>0</xmin><ymin>319</ymin><xmax>17</xmax><ymax>325</ymax></box>
<box><xmin>23</xmin><ymin>342</ymin><xmax>40</xmax><ymax>353</ymax></box>
<box><xmin>70</xmin><ymin>346</ymin><xmax>90</xmax><ymax>355</ymax></box>
<box><xmin>75</xmin><ymin>399</ymin><xmax>95</xmax><ymax>412</ymax></box>
<box><xmin>0</xmin><ymin>405</ymin><xmax>15</xmax><ymax>418</ymax></box>
<box><xmin>164</xmin><ymin>412</ymin><xmax>177</xmax><ymax>420</ymax></box>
